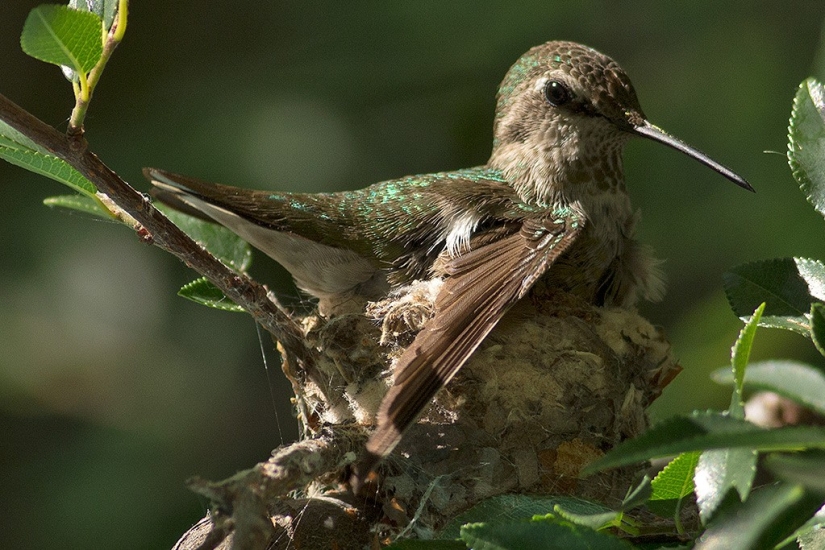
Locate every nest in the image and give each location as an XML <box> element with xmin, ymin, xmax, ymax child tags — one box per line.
<box><xmin>174</xmin><ymin>280</ymin><xmax>680</xmax><ymax>549</ymax></box>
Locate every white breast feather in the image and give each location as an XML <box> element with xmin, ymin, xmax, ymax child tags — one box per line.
<box><xmin>445</xmin><ymin>210</ymin><xmax>482</xmax><ymax>257</ymax></box>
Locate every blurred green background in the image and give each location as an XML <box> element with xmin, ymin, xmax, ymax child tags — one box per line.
<box><xmin>2</xmin><ymin>1</ymin><xmax>825</xmax><ymax>548</ymax></box>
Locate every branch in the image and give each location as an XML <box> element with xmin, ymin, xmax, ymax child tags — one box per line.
<box><xmin>0</xmin><ymin>91</ymin><xmax>314</xmax><ymax>365</ymax></box>
<box><xmin>184</xmin><ymin>430</ymin><xmax>360</xmax><ymax>550</ymax></box>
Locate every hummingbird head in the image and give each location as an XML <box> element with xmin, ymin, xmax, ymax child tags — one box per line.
<box><xmin>490</xmin><ymin>41</ymin><xmax>752</xmax><ymax>205</ymax></box>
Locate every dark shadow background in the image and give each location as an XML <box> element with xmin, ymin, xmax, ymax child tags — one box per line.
<box><xmin>1</xmin><ymin>1</ymin><xmax>825</xmax><ymax>548</ymax></box>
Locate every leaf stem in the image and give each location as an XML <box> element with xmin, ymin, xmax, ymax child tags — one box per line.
<box><xmin>68</xmin><ymin>0</ymin><xmax>130</xmax><ymax>134</ymax></box>
<box><xmin>113</xmin><ymin>0</ymin><xmax>129</xmax><ymax>42</ymax></box>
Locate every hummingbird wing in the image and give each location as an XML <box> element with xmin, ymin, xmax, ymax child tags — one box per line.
<box><xmin>144</xmin><ymin>167</ymin><xmax>522</xmax><ymax>301</ymax></box>
<box><xmin>145</xmin><ymin>167</ymin><xmax>390</xmax><ymax>300</ymax></box>
<box><xmin>356</xmin><ymin>206</ymin><xmax>585</xmax><ymax>479</ymax></box>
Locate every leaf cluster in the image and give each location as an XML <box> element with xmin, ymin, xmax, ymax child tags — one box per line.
<box><xmin>2</xmin><ymin>1</ymin><xmax>253</xmax><ymax>309</ymax></box>
<box><xmin>1</xmin><ymin>1</ymin><xmax>126</xmax><ymax>218</ymax></box>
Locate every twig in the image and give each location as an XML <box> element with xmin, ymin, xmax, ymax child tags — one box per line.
<box><xmin>0</xmin><ymin>91</ymin><xmax>314</xmax><ymax>366</ymax></box>
<box><xmin>186</xmin><ymin>430</ymin><xmax>359</xmax><ymax>550</ymax></box>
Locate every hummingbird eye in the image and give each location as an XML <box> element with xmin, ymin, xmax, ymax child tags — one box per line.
<box><xmin>544</xmin><ymin>80</ymin><xmax>573</xmax><ymax>106</ymax></box>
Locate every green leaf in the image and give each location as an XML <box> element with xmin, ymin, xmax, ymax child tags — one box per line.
<box><xmin>440</xmin><ymin>495</ymin><xmax>597</xmax><ymax>539</ymax></box>
<box><xmin>0</xmin><ymin>119</ymin><xmax>52</xmax><ymax>155</ymax></box>
<box><xmin>0</xmin><ymin>144</ymin><xmax>96</xmax><ymax>197</ymax></box>
<box><xmin>788</xmin><ymin>78</ymin><xmax>825</xmax><ymax>219</ymax></box>
<box><xmin>102</xmin><ymin>0</ymin><xmax>118</xmax><ymax>30</ymax></box>
<box><xmin>792</xmin><ymin>505</ymin><xmax>825</xmax><ymax>550</ymax></box>
<box><xmin>620</xmin><ymin>475</ymin><xmax>653</xmax><ymax>511</ymax></box>
<box><xmin>723</xmin><ymin>258</ymin><xmax>824</xmax><ymax>335</ymax></box>
<box><xmin>697</xmin><ymin>304</ymin><xmax>763</xmax><ymax>523</ymax></box>
<box><xmin>729</xmin><ymin>303</ymin><xmax>764</xmax><ymax>418</ymax></box>
<box><xmin>766</xmin><ymin>451</ymin><xmax>825</xmax><ymax>493</ymax></box>
<box><xmin>69</xmin><ymin>0</ymin><xmax>119</xmax><ymax>30</ymax></box>
<box><xmin>178</xmin><ymin>278</ymin><xmax>244</xmax><ymax>313</ymax></box>
<box><xmin>696</xmin><ymin>483</ymin><xmax>824</xmax><ymax>550</ymax></box>
<box><xmin>0</xmin><ymin>119</ymin><xmax>106</xmax><ymax>211</ymax></box>
<box><xmin>799</xmin><ymin>527</ymin><xmax>825</xmax><ymax>550</ymax></box>
<box><xmin>548</xmin><ymin>500</ymin><xmax>625</xmax><ymax>532</ymax></box>
<box><xmin>798</xmin><ymin>507</ymin><xmax>825</xmax><ymax>546</ymax></box>
<box><xmin>21</xmin><ymin>5</ymin><xmax>103</xmax><ymax>73</ymax></box>
<box><xmin>43</xmin><ymin>194</ymin><xmax>110</xmax><ymax>218</ymax></box>
<box><xmin>161</xmin><ymin>208</ymin><xmax>252</xmax><ymax>271</ymax></box>
<box><xmin>812</xmin><ymin>303</ymin><xmax>825</xmax><ymax>358</ymax></box>
<box><xmin>385</xmin><ymin>541</ymin><xmax>467</xmax><ymax>550</ymax></box>
<box><xmin>694</xmin><ymin>448</ymin><xmax>757</xmax><ymax>524</ymax></box>
<box><xmin>582</xmin><ymin>411</ymin><xmax>825</xmax><ymax>475</ymax></box>
<box><xmin>796</xmin><ymin>257</ymin><xmax>825</xmax><ymax>302</ymax></box>
<box><xmin>158</xmin><ymin>208</ymin><xmax>251</xmax><ymax>313</ymax></box>
<box><xmin>460</xmin><ymin>521</ymin><xmax>634</xmax><ymax>550</ymax></box>
<box><xmin>711</xmin><ymin>360</ymin><xmax>825</xmax><ymax>415</ymax></box>
<box><xmin>647</xmin><ymin>452</ymin><xmax>700</xmax><ymax>519</ymax></box>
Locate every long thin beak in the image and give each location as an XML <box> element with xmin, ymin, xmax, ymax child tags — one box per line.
<box><xmin>633</xmin><ymin>121</ymin><xmax>754</xmax><ymax>192</ymax></box>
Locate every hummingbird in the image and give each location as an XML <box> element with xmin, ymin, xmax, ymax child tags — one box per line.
<box><xmin>145</xmin><ymin>41</ymin><xmax>752</xmax><ymax>489</ymax></box>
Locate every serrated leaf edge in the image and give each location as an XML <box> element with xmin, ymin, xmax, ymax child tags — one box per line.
<box><xmin>178</xmin><ymin>277</ymin><xmax>244</xmax><ymax>312</ymax></box>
